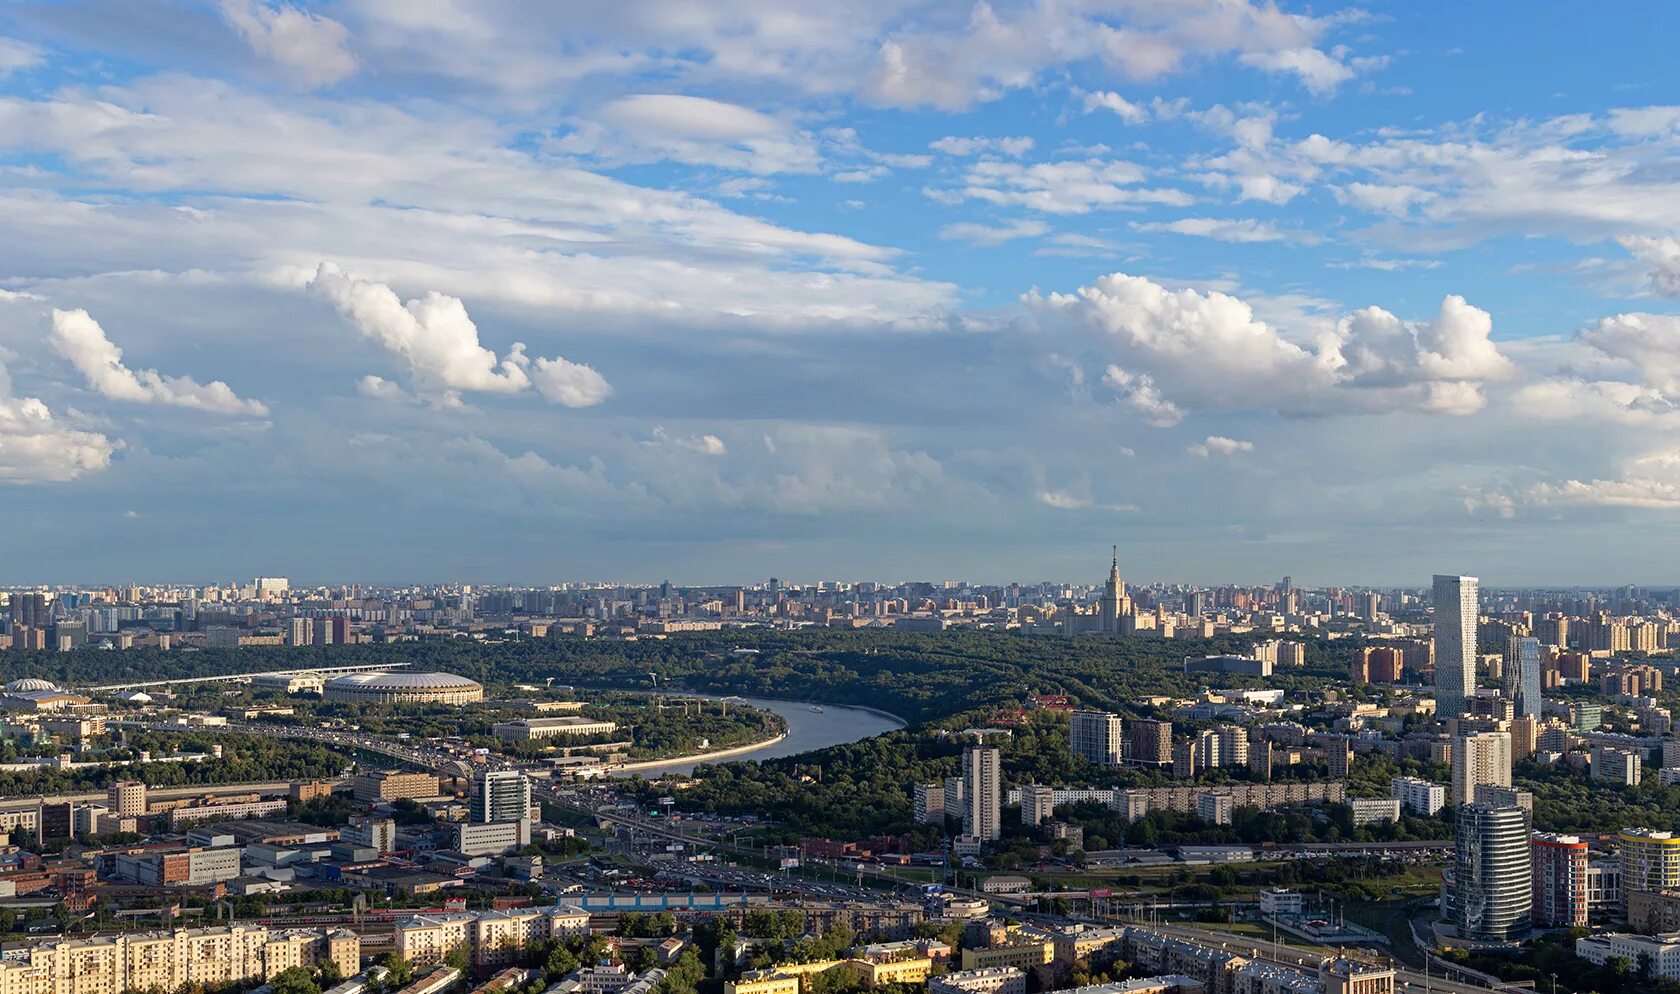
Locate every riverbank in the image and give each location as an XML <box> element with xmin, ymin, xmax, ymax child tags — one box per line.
<box><xmin>611</xmin><ymin>730</ymin><xmax>790</xmax><ymax>774</ymax></box>
<box><xmin>607</xmin><ymin>695</ymin><xmax>904</xmax><ymax>777</ymax></box>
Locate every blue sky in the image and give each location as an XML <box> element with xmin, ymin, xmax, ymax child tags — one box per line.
<box><xmin>2</xmin><ymin>1</ymin><xmax>1680</xmax><ymax>586</ymax></box>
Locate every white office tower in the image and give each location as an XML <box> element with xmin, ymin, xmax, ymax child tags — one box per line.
<box><xmin>1433</xmin><ymin>574</ymin><xmax>1479</xmax><ymax>719</ymax></box>
<box><xmin>1503</xmin><ymin>635</ymin><xmax>1542</xmax><ymax>720</ymax></box>
<box><xmin>1454</xmin><ymin>801</ymin><xmax>1532</xmax><ymax>940</ymax></box>
<box><xmin>962</xmin><ymin>745</ymin><xmax>1001</xmax><ymax>841</ymax></box>
<box><xmin>1453</xmin><ymin>731</ymin><xmax>1513</xmax><ymax>807</ymax></box>
<box><xmin>471</xmin><ymin>769</ymin><xmax>532</xmax><ymax>824</ymax></box>
<box><xmin>1069</xmin><ymin>710</ymin><xmax>1123</xmax><ymax>765</ymax></box>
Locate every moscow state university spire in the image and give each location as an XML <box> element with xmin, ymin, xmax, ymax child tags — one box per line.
<box><xmin>1100</xmin><ymin>545</ymin><xmax>1124</xmax><ymax>634</ymax></box>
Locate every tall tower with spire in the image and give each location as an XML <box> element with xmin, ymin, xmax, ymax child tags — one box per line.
<box><xmin>1100</xmin><ymin>545</ymin><xmax>1124</xmax><ymax>634</ymax></box>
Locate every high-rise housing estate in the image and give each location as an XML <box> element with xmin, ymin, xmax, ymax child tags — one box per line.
<box><xmin>1531</xmin><ymin>833</ymin><xmax>1590</xmax><ymax>929</ymax></box>
<box><xmin>1452</xmin><ymin>731</ymin><xmax>1512</xmax><ymax>807</ymax></box>
<box><xmin>1069</xmin><ymin>710</ymin><xmax>1123</xmax><ymax>766</ymax></box>
<box><xmin>962</xmin><ymin>745</ymin><xmax>1001</xmax><ymax>841</ymax></box>
<box><xmin>1503</xmin><ymin>636</ymin><xmax>1542</xmax><ymax>720</ymax></box>
<box><xmin>1620</xmin><ymin>829</ymin><xmax>1680</xmax><ymax>914</ymax></box>
<box><xmin>1433</xmin><ymin>574</ymin><xmax>1479</xmax><ymax>719</ymax></box>
<box><xmin>1454</xmin><ymin>801</ymin><xmax>1533</xmax><ymax>940</ymax></box>
<box><xmin>470</xmin><ymin>770</ymin><xmax>531</xmax><ymax>825</ymax></box>
<box><xmin>1127</xmin><ymin>719</ymin><xmax>1172</xmax><ymax>767</ymax></box>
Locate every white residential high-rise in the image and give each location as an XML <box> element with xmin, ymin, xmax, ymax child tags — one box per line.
<box><xmin>1433</xmin><ymin>574</ymin><xmax>1479</xmax><ymax>719</ymax></box>
<box><xmin>1391</xmin><ymin>776</ymin><xmax>1445</xmax><ymax>816</ymax></box>
<box><xmin>962</xmin><ymin>745</ymin><xmax>1001</xmax><ymax>841</ymax></box>
<box><xmin>1452</xmin><ymin>731</ymin><xmax>1512</xmax><ymax>807</ymax></box>
<box><xmin>1503</xmin><ymin>636</ymin><xmax>1542</xmax><ymax>720</ymax></box>
<box><xmin>1069</xmin><ymin>710</ymin><xmax>1123</xmax><ymax>765</ymax></box>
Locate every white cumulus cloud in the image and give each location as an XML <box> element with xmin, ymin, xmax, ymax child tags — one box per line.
<box><xmin>218</xmin><ymin>0</ymin><xmax>357</xmax><ymax>88</ymax></box>
<box><xmin>49</xmin><ymin>309</ymin><xmax>268</xmax><ymax>416</ymax></box>
<box><xmin>0</xmin><ymin>359</ymin><xmax>115</xmax><ymax>484</ymax></box>
<box><xmin>308</xmin><ymin>264</ymin><xmax>611</xmax><ymax>408</ymax></box>
<box><xmin>1188</xmin><ymin>435</ymin><xmax>1254</xmax><ymax>457</ymax></box>
<box><xmin>531</xmin><ymin>357</ymin><xmax>614</xmax><ymax>409</ymax></box>
<box><xmin>645</xmin><ymin>426</ymin><xmax>727</xmax><ymax>456</ymax></box>
<box><xmin>1083</xmin><ymin>91</ymin><xmax>1149</xmax><ymax>124</ymax></box>
<box><xmin>1032</xmin><ymin>272</ymin><xmax>1514</xmax><ymax>419</ymax></box>
<box><xmin>1101</xmin><ymin>365</ymin><xmax>1183</xmax><ymax>427</ymax></box>
<box><xmin>1620</xmin><ymin>235</ymin><xmax>1680</xmax><ymax>297</ymax></box>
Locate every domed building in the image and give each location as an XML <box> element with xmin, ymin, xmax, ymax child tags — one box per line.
<box><xmin>4</xmin><ymin>678</ymin><xmax>62</xmax><ymax>693</ymax></box>
<box><xmin>322</xmin><ymin>671</ymin><xmax>483</xmax><ymax>706</ymax></box>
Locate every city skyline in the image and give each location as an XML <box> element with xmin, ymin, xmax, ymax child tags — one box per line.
<box><xmin>3</xmin><ymin>6</ymin><xmax>1680</xmax><ymax>582</ymax></box>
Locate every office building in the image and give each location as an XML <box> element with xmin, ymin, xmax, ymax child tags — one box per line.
<box><xmin>1621</xmin><ymin>829</ymin><xmax>1680</xmax><ymax>914</ymax></box>
<box><xmin>962</xmin><ymin>746</ymin><xmax>1001</xmax><ymax>842</ymax></box>
<box><xmin>1390</xmin><ymin>777</ymin><xmax>1445</xmax><ymax>817</ymax></box>
<box><xmin>1531</xmin><ymin>833</ymin><xmax>1589</xmax><ymax>929</ymax></box>
<box><xmin>1452</xmin><ymin>731</ymin><xmax>1512</xmax><ymax>807</ymax></box>
<box><xmin>470</xmin><ymin>770</ymin><xmax>532</xmax><ymax>824</ymax></box>
<box><xmin>1319</xmin><ymin>958</ymin><xmax>1397</xmax><ymax>994</ymax></box>
<box><xmin>352</xmin><ymin>770</ymin><xmax>441</xmax><ymax>803</ymax></box>
<box><xmin>113</xmin><ymin>846</ymin><xmax>242</xmax><ymax>887</ymax></box>
<box><xmin>1576</xmin><ymin>934</ymin><xmax>1680</xmax><ymax>981</ymax></box>
<box><xmin>1069</xmin><ymin>710</ymin><xmax>1124</xmax><ymax>766</ymax></box>
<box><xmin>1454</xmin><ymin>801</ymin><xmax>1532</xmax><ymax>940</ymax></box>
<box><xmin>1433</xmin><ymin>574</ymin><xmax>1478</xmax><ymax>719</ymax></box>
<box><xmin>343</xmin><ymin>816</ymin><xmax>397</xmax><ymax>852</ymax></box>
<box><xmin>453</xmin><ymin>819</ymin><xmax>531</xmax><ymax>857</ymax></box>
<box><xmin>1128</xmin><ymin>720</ymin><xmax>1172</xmax><ymax>767</ymax></box>
<box><xmin>492</xmin><ymin>716</ymin><xmax>619</xmax><ymax>740</ymax></box>
<box><xmin>1502</xmin><ymin>636</ymin><xmax>1542</xmax><ymax>720</ymax></box>
<box><xmin>108</xmin><ymin>780</ymin><xmax>147</xmax><ymax>818</ymax></box>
